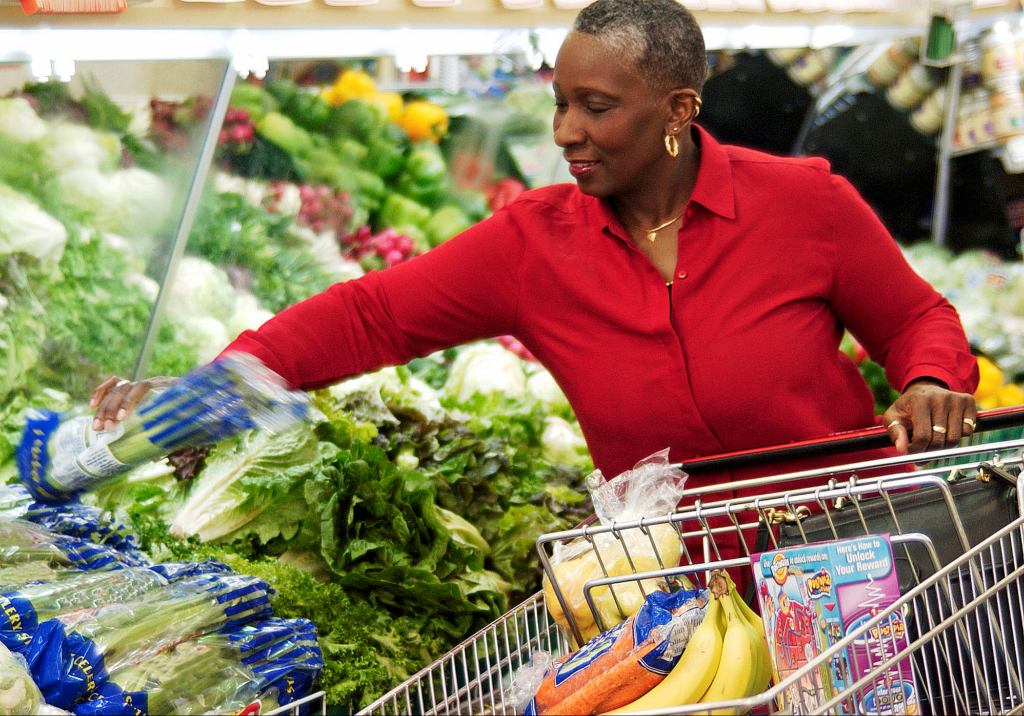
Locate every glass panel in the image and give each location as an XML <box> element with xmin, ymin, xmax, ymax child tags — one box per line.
<box><xmin>0</xmin><ymin>59</ymin><xmax>228</xmax><ymax>403</ymax></box>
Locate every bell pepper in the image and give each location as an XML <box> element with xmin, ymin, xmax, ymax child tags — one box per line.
<box><xmin>399</xmin><ymin>99</ymin><xmax>449</xmax><ymax>142</ymax></box>
<box><xmin>255</xmin><ymin>111</ymin><xmax>315</xmax><ymax>158</ymax></box>
<box><xmin>265</xmin><ymin>78</ymin><xmax>299</xmax><ymax>109</ymax></box>
<box><xmin>379</xmin><ymin>193</ymin><xmax>431</xmax><ymax>231</ymax></box>
<box><xmin>423</xmin><ymin>205</ymin><xmax>472</xmax><ymax>247</ymax></box>
<box><xmin>334</xmin><ymin>137</ymin><xmax>369</xmax><ymax>165</ymax></box>
<box><xmin>374</xmin><ymin>91</ymin><xmax>405</xmax><ymax>124</ymax></box>
<box><xmin>396</xmin><ymin>142</ymin><xmax>449</xmax><ymax>205</ymax></box>
<box><xmin>325</xmin><ymin>99</ymin><xmax>388</xmax><ymax>143</ymax></box>
<box><xmin>229</xmin><ymin>83</ymin><xmax>278</xmax><ymax>122</ymax></box>
<box><xmin>361</xmin><ymin>137</ymin><xmax>405</xmax><ymax>180</ymax></box>
<box><xmin>351</xmin><ymin>168</ymin><xmax>387</xmax><ymax>206</ymax></box>
<box><xmin>285</xmin><ymin>92</ymin><xmax>331</xmax><ymax>134</ymax></box>
<box><xmin>448</xmin><ymin>188</ymin><xmax>491</xmax><ymax>222</ymax></box>
<box><xmin>331</xmin><ymin>68</ymin><xmax>378</xmax><ymax>105</ymax></box>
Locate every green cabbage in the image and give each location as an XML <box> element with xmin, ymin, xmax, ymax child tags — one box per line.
<box><xmin>0</xmin><ymin>97</ymin><xmax>47</xmax><ymax>144</ymax></box>
<box><xmin>443</xmin><ymin>342</ymin><xmax>527</xmax><ymax>403</ymax></box>
<box><xmin>0</xmin><ymin>184</ymin><xmax>67</xmax><ymax>268</ymax></box>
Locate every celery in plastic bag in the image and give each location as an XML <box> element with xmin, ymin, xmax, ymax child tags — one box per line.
<box><xmin>24</xmin><ymin>573</ymin><xmax>274</xmax><ymax>709</ymax></box>
<box><xmin>18</xmin><ymin>353</ymin><xmax>310</xmax><ymax>503</ymax></box>
<box><xmin>1</xmin><ymin>566</ymin><xmax>168</xmax><ymax>652</ymax></box>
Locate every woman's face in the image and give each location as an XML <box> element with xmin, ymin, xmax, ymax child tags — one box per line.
<box><xmin>552</xmin><ymin>31</ymin><xmax>671</xmax><ymax>198</ymax></box>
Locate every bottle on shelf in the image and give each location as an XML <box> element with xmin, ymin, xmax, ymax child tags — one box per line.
<box><xmin>866</xmin><ymin>38</ymin><xmax>920</xmax><ymax>88</ymax></box>
<box><xmin>887</xmin><ymin>63</ymin><xmax>942</xmax><ymax>112</ymax></box>
<box><xmin>981</xmin><ymin>21</ymin><xmax>1021</xmax><ymax>89</ymax></box>
<box><xmin>990</xmin><ymin>75</ymin><xmax>1024</xmax><ymax>140</ymax></box>
<box><xmin>911</xmin><ymin>86</ymin><xmax>947</xmax><ymax>135</ymax></box>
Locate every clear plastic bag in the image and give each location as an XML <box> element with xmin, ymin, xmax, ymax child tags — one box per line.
<box><xmin>0</xmin><ymin>640</ymin><xmax>42</xmax><ymax>715</ymax></box>
<box><xmin>542</xmin><ymin>449</ymin><xmax>688</xmax><ymax>644</ymax></box>
<box><xmin>509</xmin><ymin>589</ymin><xmax>708</xmax><ymax>715</ymax></box>
<box><xmin>18</xmin><ymin>353</ymin><xmax>310</xmax><ymax>503</ymax></box>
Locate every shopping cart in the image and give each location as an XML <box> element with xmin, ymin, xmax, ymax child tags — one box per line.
<box><xmin>359</xmin><ymin>406</ymin><xmax>1024</xmax><ymax>715</ymax></box>
<box><xmin>266</xmin><ymin>691</ymin><xmax>328</xmax><ymax>716</ymax></box>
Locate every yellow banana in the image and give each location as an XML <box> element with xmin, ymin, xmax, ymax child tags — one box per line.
<box><xmin>699</xmin><ymin>573</ymin><xmax>760</xmax><ymax>715</ymax></box>
<box><xmin>726</xmin><ymin>574</ymin><xmax>773</xmax><ymax>695</ymax></box>
<box><xmin>606</xmin><ymin>591</ymin><xmax>726</xmax><ymax>714</ymax></box>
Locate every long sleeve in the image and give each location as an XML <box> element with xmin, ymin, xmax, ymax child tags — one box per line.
<box><xmin>826</xmin><ymin>174</ymin><xmax>979</xmax><ymax>394</ymax></box>
<box><xmin>222</xmin><ymin>207</ymin><xmax>525</xmax><ymax>391</ymax></box>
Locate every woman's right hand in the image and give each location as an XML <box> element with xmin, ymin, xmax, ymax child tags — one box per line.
<box><xmin>89</xmin><ymin>375</ymin><xmax>178</xmax><ymax>432</ymax></box>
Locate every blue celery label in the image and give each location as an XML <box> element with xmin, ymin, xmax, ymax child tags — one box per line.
<box><xmin>0</xmin><ymin>594</ymin><xmax>38</xmax><ymax>650</ymax></box>
<box><xmin>16</xmin><ymin>409</ymin><xmax>61</xmax><ymax>501</ymax></box>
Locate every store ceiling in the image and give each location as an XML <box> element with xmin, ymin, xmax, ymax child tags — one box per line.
<box><xmin>0</xmin><ymin>0</ymin><xmax>1016</xmax><ymax>60</ymax></box>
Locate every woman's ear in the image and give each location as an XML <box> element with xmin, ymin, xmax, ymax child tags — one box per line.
<box><xmin>668</xmin><ymin>88</ymin><xmax>701</xmax><ymax>126</ymax></box>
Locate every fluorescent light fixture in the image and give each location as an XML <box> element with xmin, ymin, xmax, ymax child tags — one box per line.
<box><xmin>52</xmin><ymin>58</ymin><xmax>76</xmax><ymax>82</ymax></box>
<box><xmin>811</xmin><ymin>24</ymin><xmax>855</xmax><ymax>47</ymax></box>
<box><xmin>731</xmin><ymin>24</ymin><xmax>812</xmax><ymax>48</ymax></box>
<box><xmin>30</xmin><ymin>55</ymin><xmax>51</xmax><ymax>82</ymax></box>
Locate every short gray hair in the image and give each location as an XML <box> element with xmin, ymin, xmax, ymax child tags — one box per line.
<box><xmin>571</xmin><ymin>0</ymin><xmax>708</xmax><ymax>95</ymax></box>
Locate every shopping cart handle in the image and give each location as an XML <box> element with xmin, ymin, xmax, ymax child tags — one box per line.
<box><xmin>674</xmin><ymin>405</ymin><xmax>1024</xmax><ymax>475</ymax></box>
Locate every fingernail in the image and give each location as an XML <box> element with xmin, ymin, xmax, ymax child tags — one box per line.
<box><xmin>92</xmin><ymin>419</ymin><xmax>101</xmax><ymax>431</ymax></box>
<box><xmin>116</xmin><ymin>409</ymin><xmax>127</xmax><ymax>421</ymax></box>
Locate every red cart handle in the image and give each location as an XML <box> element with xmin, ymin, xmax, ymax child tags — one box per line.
<box><xmin>675</xmin><ymin>405</ymin><xmax>1024</xmax><ymax>475</ymax></box>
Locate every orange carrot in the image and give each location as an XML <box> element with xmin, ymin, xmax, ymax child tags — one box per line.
<box><xmin>543</xmin><ymin>636</ymin><xmax>665</xmax><ymax>714</ymax></box>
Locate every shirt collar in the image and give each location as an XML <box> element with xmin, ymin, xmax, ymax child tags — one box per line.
<box><xmin>592</xmin><ymin>124</ymin><xmax>737</xmax><ymax>239</ymax></box>
<box><xmin>691</xmin><ymin>125</ymin><xmax>737</xmax><ymax>220</ymax></box>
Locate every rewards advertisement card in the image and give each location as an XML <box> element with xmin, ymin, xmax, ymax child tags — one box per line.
<box><xmin>751</xmin><ymin>534</ymin><xmax>919</xmax><ymax>715</ymax></box>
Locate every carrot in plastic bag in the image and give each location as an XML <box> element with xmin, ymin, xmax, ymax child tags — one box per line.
<box><xmin>521</xmin><ymin>588</ymin><xmax>708</xmax><ymax>715</ymax></box>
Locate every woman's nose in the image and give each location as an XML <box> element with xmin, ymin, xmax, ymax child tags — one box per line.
<box><xmin>553</xmin><ymin>111</ymin><xmax>583</xmax><ymax>148</ymax></box>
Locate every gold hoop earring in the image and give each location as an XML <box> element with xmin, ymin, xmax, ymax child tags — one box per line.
<box><xmin>664</xmin><ymin>133</ymin><xmax>679</xmax><ymax>158</ymax></box>
<box><xmin>694</xmin><ymin>96</ymin><xmax>703</xmax><ymax>118</ymax></box>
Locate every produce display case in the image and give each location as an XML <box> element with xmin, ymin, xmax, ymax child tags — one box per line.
<box><xmin>362</xmin><ymin>407</ymin><xmax>1024</xmax><ymax>715</ymax></box>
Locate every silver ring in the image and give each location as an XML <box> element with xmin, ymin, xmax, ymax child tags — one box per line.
<box><xmin>963</xmin><ymin>418</ymin><xmax>976</xmax><ymax>429</ymax></box>
<box><xmin>886</xmin><ymin>420</ymin><xmax>901</xmax><ymax>430</ymax></box>
<box><xmin>932</xmin><ymin>425</ymin><xmax>947</xmax><ymax>434</ymax></box>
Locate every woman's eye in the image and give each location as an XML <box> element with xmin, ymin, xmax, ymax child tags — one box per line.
<box><xmin>586</xmin><ymin>105</ymin><xmax>610</xmax><ymax>114</ymax></box>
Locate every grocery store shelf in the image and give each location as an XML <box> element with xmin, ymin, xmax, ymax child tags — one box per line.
<box><xmin>0</xmin><ymin>0</ymin><xmax>954</xmax><ymax>33</ymax></box>
<box><xmin>0</xmin><ymin>22</ymin><xmax>935</xmax><ymax>66</ymax></box>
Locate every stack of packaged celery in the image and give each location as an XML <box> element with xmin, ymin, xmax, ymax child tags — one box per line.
<box><xmin>1</xmin><ymin>356</ymin><xmax>323</xmax><ymax>716</ymax></box>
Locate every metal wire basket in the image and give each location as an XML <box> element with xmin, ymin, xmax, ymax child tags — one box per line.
<box><xmin>361</xmin><ymin>409</ymin><xmax>1024</xmax><ymax>715</ymax></box>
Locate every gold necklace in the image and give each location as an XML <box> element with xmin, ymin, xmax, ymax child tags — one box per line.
<box><xmin>639</xmin><ymin>212</ymin><xmax>685</xmax><ymax>243</ymax></box>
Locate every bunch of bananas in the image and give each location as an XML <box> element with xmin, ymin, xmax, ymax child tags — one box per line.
<box><xmin>609</xmin><ymin>569</ymin><xmax>772</xmax><ymax>715</ymax></box>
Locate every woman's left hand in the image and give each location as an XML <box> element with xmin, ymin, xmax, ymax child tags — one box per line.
<box><xmin>882</xmin><ymin>378</ymin><xmax>978</xmax><ymax>454</ymax></box>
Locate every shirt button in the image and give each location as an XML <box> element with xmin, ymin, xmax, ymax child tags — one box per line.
<box><xmin>685</xmin><ymin>206</ymin><xmax>695</xmax><ymax>218</ymax></box>
<box><xmin>677</xmin><ymin>271</ymin><xmax>688</xmax><ymax>280</ymax></box>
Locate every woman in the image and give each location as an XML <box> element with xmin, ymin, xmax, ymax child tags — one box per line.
<box><xmin>93</xmin><ymin>0</ymin><xmax>977</xmax><ymax>498</ymax></box>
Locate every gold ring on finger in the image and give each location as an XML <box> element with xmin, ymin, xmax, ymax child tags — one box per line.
<box><xmin>932</xmin><ymin>425</ymin><xmax>947</xmax><ymax>434</ymax></box>
<box><xmin>115</xmin><ymin>379</ymin><xmax>130</xmax><ymax>387</ymax></box>
<box><xmin>887</xmin><ymin>420</ymin><xmax>901</xmax><ymax>430</ymax></box>
<box><xmin>963</xmin><ymin>418</ymin><xmax>976</xmax><ymax>429</ymax></box>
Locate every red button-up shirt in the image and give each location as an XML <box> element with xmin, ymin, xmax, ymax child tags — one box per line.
<box><xmin>225</xmin><ymin>126</ymin><xmax>978</xmax><ymax>488</ymax></box>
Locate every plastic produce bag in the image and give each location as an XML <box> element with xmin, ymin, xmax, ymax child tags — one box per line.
<box><xmin>75</xmin><ymin>617</ymin><xmax>323</xmax><ymax>716</ymax></box>
<box><xmin>0</xmin><ymin>485</ymin><xmax>146</xmax><ymax>564</ymax></box>
<box><xmin>0</xmin><ymin>641</ymin><xmax>42</xmax><ymax>715</ymax></box>
<box><xmin>22</xmin><ymin>573</ymin><xmax>274</xmax><ymax>709</ymax></box>
<box><xmin>542</xmin><ymin>449</ymin><xmax>688</xmax><ymax>643</ymax></box>
<box><xmin>0</xmin><ymin>567</ymin><xmax>168</xmax><ymax>652</ymax></box>
<box><xmin>17</xmin><ymin>353</ymin><xmax>310</xmax><ymax>503</ymax></box>
<box><xmin>0</xmin><ymin>515</ymin><xmax>144</xmax><ymax>573</ymax></box>
<box><xmin>509</xmin><ymin>588</ymin><xmax>708</xmax><ymax>715</ymax></box>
